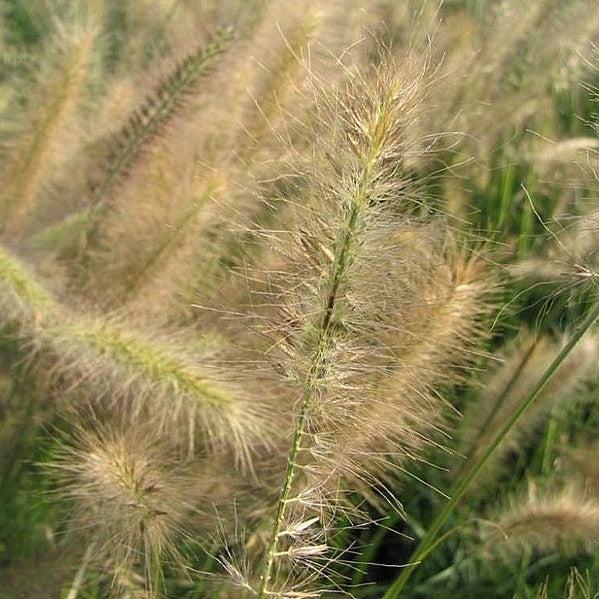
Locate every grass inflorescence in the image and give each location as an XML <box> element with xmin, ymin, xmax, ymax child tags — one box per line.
<box><xmin>0</xmin><ymin>1</ymin><xmax>598</xmax><ymax>598</ymax></box>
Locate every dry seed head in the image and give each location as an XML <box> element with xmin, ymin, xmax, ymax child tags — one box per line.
<box><xmin>0</xmin><ymin>245</ymin><xmax>266</xmax><ymax>466</ymax></box>
<box><xmin>35</xmin><ymin>28</ymin><xmax>233</xmax><ymax>266</ymax></box>
<box><xmin>90</xmin><ymin>26</ymin><xmax>233</xmax><ymax>211</ymax></box>
<box><xmin>166</xmin><ymin>1</ymin><xmax>386</xmax><ymax>319</ymax></box>
<box><xmin>421</xmin><ymin>0</ymin><xmax>599</xmax><ymax>189</ymax></box>
<box><xmin>42</xmin><ymin>315</ymin><xmax>269</xmax><ymax>466</ymax></box>
<box><xmin>83</xmin><ymin>147</ymin><xmax>223</xmax><ymax>317</ymax></box>
<box><xmin>300</xmin><ymin>244</ymin><xmax>496</xmax><ymax>507</ymax></box>
<box><xmin>243</xmin><ymin>50</ymin><xmax>499</xmax><ymax>597</ymax></box>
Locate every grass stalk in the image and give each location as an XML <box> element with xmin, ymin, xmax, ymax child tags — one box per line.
<box><xmin>257</xmin><ymin>97</ymin><xmax>383</xmax><ymax>592</ymax></box>
<box><xmin>257</xmin><ymin>201</ymin><xmax>362</xmax><ymax>596</ymax></box>
<box><xmin>455</xmin><ymin>337</ymin><xmax>539</xmax><ymax>480</ymax></box>
<box><xmin>66</xmin><ymin>542</ymin><xmax>95</xmax><ymax>599</ymax></box>
<box><xmin>383</xmin><ymin>300</ymin><xmax>599</xmax><ymax>598</ymax></box>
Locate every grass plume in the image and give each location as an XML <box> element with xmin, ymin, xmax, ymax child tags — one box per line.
<box><xmin>248</xmin><ymin>51</ymin><xmax>497</xmax><ymax>597</ymax></box>
<box><xmin>35</xmin><ymin>27</ymin><xmax>233</xmax><ymax>260</ymax></box>
<box><xmin>48</xmin><ymin>417</ymin><xmax>226</xmax><ymax>596</ymax></box>
<box><xmin>482</xmin><ymin>483</ymin><xmax>599</xmax><ymax>558</ymax></box>
<box><xmin>0</xmin><ymin>244</ymin><xmax>264</xmax><ymax>464</ymax></box>
<box><xmin>0</xmin><ymin>21</ymin><xmax>97</xmax><ymax>239</ymax></box>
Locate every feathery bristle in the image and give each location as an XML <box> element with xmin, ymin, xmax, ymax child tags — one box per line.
<box><xmin>482</xmin><ymin>483</ymin><xmax>599</xmax><ymax>559</ymax></box>
<box><xmin>46</xmin><ymin>316</ymin><xmax>267</xmax><ymax>463</ymax></box>
<box><xmin>0</xmin><ymin>245</ymin><xmax>266</xmax><ymax>465</ymax></box>
<box><xmin>0</xmin><ymin>1</ymin><xmax>595</xmax><ymax>596</ymax></box>
<box><xmin>246</xmin><ymin>50</ymin><xmax>497</xmax><ymax>597</ymax></box>
<box><xmin>90</xmin><ymin>27</ymin><xmax>233</xmax><ymax>209</ymax></box>
<box><xmin>33</xmin><ymin>27</ymin><xmax>233</xmax><ymax>262</ymax></box>
<box><xmin>0</xmin><ymin>245</ymin><xmax>57</xmax><ymax>326</ymax></box>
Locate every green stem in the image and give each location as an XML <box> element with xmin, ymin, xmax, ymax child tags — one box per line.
<box><xmin>256</xmin><ymin>392</ymin><xmax>311</xmax><ymax>597</ymax></box>
<box><xmin>454</xmin><ymin>336</ymin><xmax>538</xmax><ymax>481</ymax></box>
<box><xmin>383</xmin><ymin>301</ymin><xmax>599</xmax><ymax>599</ymax></box>
<box><xmin>540</xmin><ymin>405</ymin><xmax>559</xmax><ymax>476</ymax></box>
<box><xmin>257</xmin><ymin>198</ymin><xmax>362</xmax><ymax>597</ymax></box>
<box><xmin>496</xmin><ymin>162</ymin><xmax>515</xmax><ymax>232</ymax></box>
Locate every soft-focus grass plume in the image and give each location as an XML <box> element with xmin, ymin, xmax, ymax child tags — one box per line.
<box><xmin>0</xmin><ymin>12</ymin><xmax>99</xmax><ymax>240</ymax></box>
<box><xmin>80</xmin><ymin>142</ymin><xmax>223</xmax><ymax>319</ymax></box>
<box><xmin>111</xmin><ymin>179</ymin><xmax>223</xmax><ymax>324</ymax></box>
<box><xmin>0</xmin><ymin>245</ymin><xmax>266</xmax><ymax>466</ymax></box>
<box><xmin>417</xmin><ymin>0</ymin><xmax>599</xmax><ymax>222</ymax></box>
<box><xmin>45</xmin><ymin>317</ymin><xmax>267</xmax><ymax>463</ymax></box>
<box><xmin>564</xmin><ymin>441</ymin><xmax>599</xmax><ymax>494</ymax></box>
<box><xmin>508</xmin><ymin>194</ymin><xmax>599</xmax><ymax>295</ymax></box>
<box><xmin>71</xmin><ymin>4</ymin><xmax>337</xmax><ymax>318</ymax></box>
<box><xmin>481</xmin><ymin>483</ymin><xmax>599</xmax><ymax>560</ymax></box>
<box><xmin>33</xmin><ymin>27</ymin><xmax>232</xmax><ymax>265</ymax></box>
<box><xmin>89</xmin><ymin>26</ymin><xmax>232</xmax><ymax>211</ymax></box>
<box><xmin>0</xmin><ymin>245</ymin><xmax>58</xmax><ymax>327</ymax></box>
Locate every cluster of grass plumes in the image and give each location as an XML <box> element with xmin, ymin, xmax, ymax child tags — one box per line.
<box><xmin>1</xmin><ymin>1</ymin><xmax>599</xmax><ymax>598</ymax></box>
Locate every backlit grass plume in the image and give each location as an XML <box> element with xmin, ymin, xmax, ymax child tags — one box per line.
<box><xmin>481</xmin><ymin>483</ymin><xmax>599</xmax><ymax>559</ymax></box>
<box><xmin>0</xmin><ymin>18</ymin><xmax>98</xmax><ymax>240</ymax></box>
<box><xmin>88</xmin><ymin>27</ymin><xmax>232</xmax><ymax>210</ymax></box>
<box><xmin>84</xmin><ymin>1</ymin><xmax>373</xmax><ymax>321</ymax></box>
<box><xmin>317</xmin><ymin>247</ymin><xmax>495</xmax><ymax>504</ymax></box>
<box><xmin>0</xmin><ymin>244</ymin><xmax>58</xmax><ymax>326</ymax></box>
